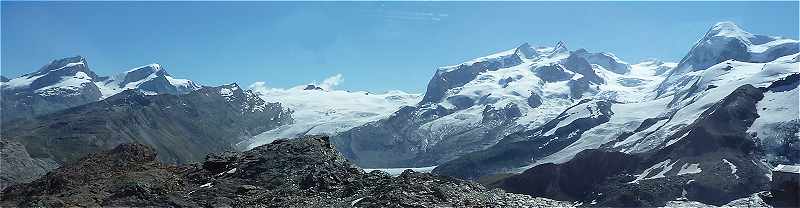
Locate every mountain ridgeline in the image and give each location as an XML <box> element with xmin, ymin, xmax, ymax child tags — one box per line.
<box><xmin>1</xmin><ymin>21</ymin><xmax>798</xmax><ymax>207</ymax></box>
<box><xmin>0</xmin><ymin>57</ymin><xmax>201</xmax><ymax>122</ymax></box>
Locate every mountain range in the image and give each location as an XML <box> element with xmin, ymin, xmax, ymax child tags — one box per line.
<box><xmin>0</xmin><ymin>56</ymin><xmax>201</xmax><ymax>122</ymax></box>
<box><xmin>1</xmin><ymin>21</ymin><xmax>798</xmax><ymax>207</ymax></box>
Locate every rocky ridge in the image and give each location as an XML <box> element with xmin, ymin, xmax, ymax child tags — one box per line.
<box><xmin>0</xmin><ymin>135</ymin><xmax>571</xmax><ymax>207</ymax></box>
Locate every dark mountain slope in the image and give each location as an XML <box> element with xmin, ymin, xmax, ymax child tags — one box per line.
<box><xmin>1</xmin><ymin>84</ymin><xmax>292</xmax><ymax>165</ymax></box>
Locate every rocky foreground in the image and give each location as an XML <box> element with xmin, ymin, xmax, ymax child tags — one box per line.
<box><xmin>0</xmin><ymin>135</ymin><xmax>571</xmax><ymax>207</ymax></box>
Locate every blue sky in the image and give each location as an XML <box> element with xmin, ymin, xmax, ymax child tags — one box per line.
<box><xmin>2</xmin><ymin>1</ymin><xmax>798</xmax><ymax>93</ymax></box>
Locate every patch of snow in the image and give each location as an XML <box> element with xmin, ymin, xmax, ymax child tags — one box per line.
<box><xmin>1</xmin><ymin>74</ymin><xmax>44</xmax><ymax>90</ymax></box>
<box><xmin>722</xmin><ymin>159</ymin><xmax>739</xmax><ymax>179</ymax></box>
<box><xmin>630</xmin><ymin>159</ymin><xmax>678</xmax><ymax>183</ymax></box>
<box><xmin>220</xmin><ymin>87</ymin><xmax>234</xmax><ymax>97</ymax></box>
<box><xmin>677</xmin><ymin>163</ymin><xmax>702</xmax><ymax>175</ymax></box>
<box><xmin>351</xmin><ymin>197</ymin><xmax>365</xmax><ymax>206</ymax></box>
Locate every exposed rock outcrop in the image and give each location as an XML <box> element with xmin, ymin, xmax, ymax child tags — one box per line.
<box><xmin>0</xmin><ymin>135</ymin><xmax>571</xmax><ymax>207</ymax></box>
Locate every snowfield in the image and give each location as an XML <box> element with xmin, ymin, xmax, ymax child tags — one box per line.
<box><xmin>245</xmin><ymin>76</ymin><xmax>421</xmax><ymax>149</ymax></box>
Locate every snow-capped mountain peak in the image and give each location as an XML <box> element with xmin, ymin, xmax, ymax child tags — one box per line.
<box><xmin>2</xmin><ymin>56</ymin><xmax>99</xmax><ymax>92</ymax></box>
<box><xmin>706</xmin><ymin>21</ymin><xmax>753</xmax><ymax>39</ymax></box>
<box><xmin>97</xmin><ymin>63</ymin><xmax>201</xmax><ymax>98</ymax></box>
<box><xmin>656</xmin><ymin>21</ymin><xmax>799</xmax><ymax>98</ymax></box>
<box><xmin>125</xmin><ymin>63</ymin><xmax>164</xmax><ymax>75</ymax></box>
<box><xmin>121</xmin><ymin>64</ymin><xmax>168</xmax><ymax>83</ymax></box>
<box><xmin>549</xmin><ymin>41</ymin><xmax>569</xmax><ymax>57</ymax></box>
<box><xmin>28</xmin><ymin>56</ymin><xmax>95</xmax><ymax>78</ymax></box>
<box><xmin>1</xmin><ymin>56</ymin><xmax>101</xmax><ymax>97</ymax></box>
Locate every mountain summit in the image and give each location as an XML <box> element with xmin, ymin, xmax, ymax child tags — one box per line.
<box><xmin>1</xmin><ymin>56</ymin><xmax>202</xmax><ymax>122</ymax></box>
<box><xmin>657</xmin><ymin>21</ymin><xmax>799</xmax><ymax>97</ymax></box>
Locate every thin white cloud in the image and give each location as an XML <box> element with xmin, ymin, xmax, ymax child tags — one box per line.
<box><xmin>248</xmin><ymin>74</ymin><xmax>344</xmax><ymax>93</ymax></box>
<box><xmin>318</xmin><ymin>74</ymin><xmax>343</xmax><ymax>90</ymax></box>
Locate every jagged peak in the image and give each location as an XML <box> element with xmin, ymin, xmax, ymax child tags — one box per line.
<box><xmin>549</xmin><ymin>41</ymin><xmax>569</xmax><ymax>57</ymax></box>
<box><xmin>220</xmin><ymin>83</ymin><xmax>241</xmax><ymax>90</ymax></box>
<box><xmin>118</xmin><ymin>63</ymin><xmax>171</xmax><ymax>86</ymax></box>
<box><xmin>514</xmin><ymin>42</ymin><xmax>538</xmax><ymax>59</ymax></box>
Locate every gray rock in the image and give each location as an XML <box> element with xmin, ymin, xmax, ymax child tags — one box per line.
<box><xmin>0</xmin><ymin>139</ymin><xmax>58</xmax><ymax>191</ymax></box>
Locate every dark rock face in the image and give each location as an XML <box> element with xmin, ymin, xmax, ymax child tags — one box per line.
<box><xmin>515</xmin><ymin>43</ymin><xmax>539</xmax><ymax>59</ymax></box>
<box><xmin>446</xmin><ymin>95</ymin><xmax>475</xmax><ymax>110</ymax></box>
<box><xmin>0</xmin><ymin>136</ymin><xmax>569</xmax><ymax>207</ymax></box>
<box><xmin>574</xmin><ymin>49</ymin><xmax>631</xmax><ymax>74</ymax></box>
<box><xmin>1</xmin><ymin>84</ymin><xmax>292</xmax><ymax>171</ymax></box>
<box><xmin>433</xmin><ymin>100</ymin><xmax>614</xmax><ymax>180</ymax></box>
<box><xmin>0</xmin><ymin>76</ymin><xmax>9</xmax><ymax>82</ymax></box>
<box><xmin>527</xmin><ymin>93</ymin><xmax>543</xmax><ymax>108</ymax></box>
<box><xmin>562</xmin><ymin>53</ymin><xmax>604</xmax><ymax>85</ymax></box>
<box><xmin>764</xmin><ymin>73</ymin><xmax>799</xmax><ymax>93</ymax></box>
<box><xmin>661</xmin><ymin>84</ymin><xmax>763</xmax><ymax>156</ymax></box>
<box><xmin>533</xmin><ymin>64</ymin><xmax>573</xmax><ymax>82</ymax></box>
<box><xmin>604</xmin><ymin>84</ymin><xmax>769</xmax><ymax>206</ymax></box>
<box><xmin>303</xmin><ymin>84</ymin><xmax>324</xmax><ymax>90</ymax></box>
<box><xmin>490</xmin><ymin>150</ymin><xmax>641</xmax><ymax>201</ymax></box>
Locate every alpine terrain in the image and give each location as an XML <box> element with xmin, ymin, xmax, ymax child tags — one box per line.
<box><xmin>0</xmin><ymin>21</ymin><xmax>797</xmax><ymax>207</ymax></box>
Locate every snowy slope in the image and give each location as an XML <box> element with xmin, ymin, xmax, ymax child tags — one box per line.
<box><xmin>244</xmin><ymin>77</ymin><xmax>421</xmax><ymax>148</ymax></box>
<box><xmin>334</xmin><ymin>39</ymin><xmax>680</xmax><ymax>168</ymax></box>
<box><xmin>611</xmin><ymin>54</ymin><xmax>799</xmax><ymax>154</ymax></box>
<box><xmin>426</xmin><ymin>22</ymin><xmax>799</xmax><ymax>183</ymax></box>
<box><xmin>531</xmin><ymin>23</ymin><xmax>798</xmax><ymax>168</ymax></box>
<box><xmin>657</xmin><ymin>21</ymin><xmax>799</xmax><ymax>98</ymax></box>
